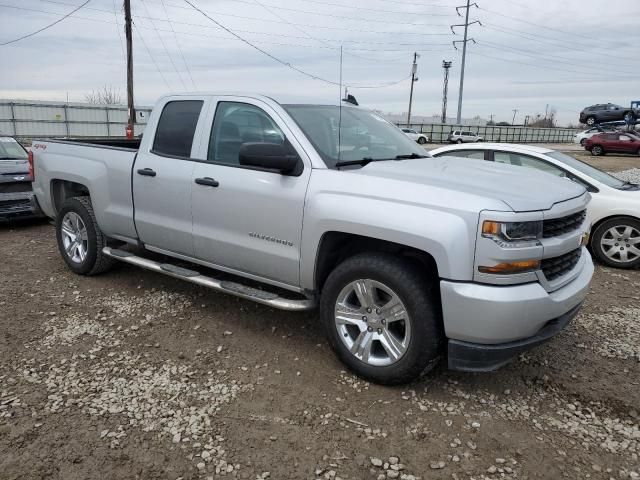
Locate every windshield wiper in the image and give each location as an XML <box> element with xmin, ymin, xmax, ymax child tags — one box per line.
<box><xmin>335</xmin><ymin>157</ymin><xmax>376</xmax><ymax>168</ymax></box>
<box><xmin>394</xmin><ymin>153</ymin><xmax>429</xmax><ymax>160</ymax></box>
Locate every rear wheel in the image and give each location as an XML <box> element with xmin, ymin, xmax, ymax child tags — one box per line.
<box><xmin>591</xmin><ymin>217</ymin><xmax>640</xmax><ymax>269</ymax></box>
<box><xmin>456</xmin><ymin>139</ymin><xmax>463</xmax><ymax>144</ymax></box>
<box><xmin>56</xmin><ymin>196</ymin><xmax>115</xmax><ymax>275</ymax></box>
<box><xmin>591</xmin><ymin>145</ymin><xmax>604</xmax><ymax>156</ymax></box>
<box><xmin>320</xmin><ymin>252</ymin><xmax>442</xmax><ymax>385</ymax></box>
<box><xmin>623</xmin><ymin>111</ymin><xmax>636</xmax><ymax>123</ymax></box>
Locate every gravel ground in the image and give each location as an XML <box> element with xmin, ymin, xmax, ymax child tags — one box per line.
<box><xmin>1</xmin><ymin>151</ymin><xmax>640</xmax><ymax>479</ymax></box>
<box><xmin>611</xmin><ymin>169</ymin><xmax>640</xmax><ymax>184</ymax></box>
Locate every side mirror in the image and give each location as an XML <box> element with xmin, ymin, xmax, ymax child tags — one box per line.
<box><xmin>239</xmin><ymin>142</ymin><xmax>300</xmax><ymax>174</ymax></box>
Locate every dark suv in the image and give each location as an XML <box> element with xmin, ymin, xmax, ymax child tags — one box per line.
<box><xmin>579</xmin><ymin>103</ymin><xmax>637</xmax><ymax>126</ymax></box>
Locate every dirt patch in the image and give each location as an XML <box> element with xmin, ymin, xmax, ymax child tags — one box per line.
<box><xmin>1</xmin><ymin>217</ymin><xmax>639</xmax><ymax>479</ymax></box>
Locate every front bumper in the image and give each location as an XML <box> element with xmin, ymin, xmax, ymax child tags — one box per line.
<box><xmin>448</xmin><ymin>303</ymin><xmax>582</xmax><ymax>371</ymax></box>
<box><xmin>440</xmin><ymin>249</ymin><xmax>593</xmax><ymax>370</ymax></box>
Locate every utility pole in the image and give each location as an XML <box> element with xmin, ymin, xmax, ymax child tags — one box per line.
<box><xmin>441</xmin><ymin>60</ymin><xmax>452</xmax><ymax>123</ymax></box>
<box><xmin>452</xmin><ymin>1</ymin><xmax>480</xmax><ymax>125</ymax></box>
<box><xmin>512</xmin><ymin>109</ymin><xmax>518</xmax><ymax>125</ymax></box>
<box><xmin>406</xmin><ymin>52</ymin><xmax>419</xmax><ymax>125</ymax></box>
<box><xmin>124</xmin><ymin>0</ymin><xmax>135</xmax><ymax>139</ymax></box>
<box><xmin>489</xmin><ymin>114</ymin><xmax>494</xmax><ymax>124</ymax></box>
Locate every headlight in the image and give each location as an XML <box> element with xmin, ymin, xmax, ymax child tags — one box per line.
<box><xmin>482</xmin><ymin>220</ymin><xmax>542</xmax><ymax>247</ymax></box>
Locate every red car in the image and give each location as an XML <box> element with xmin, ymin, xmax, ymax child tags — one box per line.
<box><xmin>585</xmin><ymin>131</ymin><xmax>640</xmax><ymax>156</ymax></box>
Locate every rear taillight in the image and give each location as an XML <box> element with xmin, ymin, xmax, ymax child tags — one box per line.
<box><xmin>28</xmin><ymin>150</ymin><xmax>34</xmax><ymax>180</ymax></box>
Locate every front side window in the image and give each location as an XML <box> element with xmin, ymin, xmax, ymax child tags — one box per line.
<box><xmin>208</xmin><ymin>102</ymin><xmax>285</xmax><ymax>165</ymax></box>
<box><xmin>152</xmin><ymin>100</ymin><xmax>203</xmax><ymax>158</ymax></box>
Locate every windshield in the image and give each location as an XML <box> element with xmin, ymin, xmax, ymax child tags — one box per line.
<box><xmin>0</xmin><ymin>137</ymin><xmax>28</xmax><ymax>159</ymax></box>
<box><xmin>545</xmin><ymin>151</ymin><xmax>626</xmax><ymax>188</ymax></box>
<box><xmin>282</xmin><ymin>105</ymin><xmax>427</xmax><ymax>168</ymax></box>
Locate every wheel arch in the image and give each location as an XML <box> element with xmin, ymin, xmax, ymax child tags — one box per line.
<box><xmin>312</xmin><ymin>231</ymin><xmax>440</xmax><ymax>294</ymax></box>
<box><xmin>590</xmin><ymin>214</ymin><xmax>640</xmax><ymax>241</ymax></box>
<box><xmin>51</xmin><ymin>179</ymin><xmax>90</xmax><ymax>214</ymax></box>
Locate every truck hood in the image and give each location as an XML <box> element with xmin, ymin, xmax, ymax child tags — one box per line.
<box><xmin>352</xmin><ymin>156</ymin><xmax>586</xmax><ymax>212</ymax></box>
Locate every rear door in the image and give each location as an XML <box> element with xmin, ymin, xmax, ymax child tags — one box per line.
<box><xmin>132</xmin><ymin>97</ymin><xmax>209</xmax><ymax>256</ymax></box>
<box><xmin>617</xmin><ymin>134</ymin><xmax>637</xmax><ymax>153</ymax></box>
<box><xmin>190</xmin><ymin>97</ymin><xmax>312</xmax><ymax>288</ymax></box>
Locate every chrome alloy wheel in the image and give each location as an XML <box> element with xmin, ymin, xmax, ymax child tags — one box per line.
<box><xmin>60</xmin><ymin>212</ymin><xmax>88</xmax><ymax>264</ymax></box>
<box><xmin>600</xmin><ymin>225</ymin><xmax>640</xmax><ymax>264</ymax></box>
<box><xmin>334</xmin><ymin>279</ymin><xmax>411</xmax><ymax>367</ymax></box>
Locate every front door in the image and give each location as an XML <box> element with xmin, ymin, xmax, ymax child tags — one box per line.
<box><xmin>190</xmin><ymin>98</ymin><xmax>312</xmax><ymax>288</ymax></box>
<box><xmin>133</xmin><ymin>97</ymin><xmax>208</xmax><ymax>256</ymax></box>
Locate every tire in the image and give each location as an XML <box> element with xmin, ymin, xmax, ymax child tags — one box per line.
<box><xmin>55</xmin><ymin>196</ymin><xmax>115</xmax><ymax>275</ymax></box>
<box><xmin>591</xmin><ymin>145</ymin><xmax>604</xmax><ymax>156</ymax></box>
<box><xmin>417</xmin><ymin>136</ymin><xmax>427</xmax><ymax>144</ymax></box>
<box><xmin>580</xmin><ymin>138</ymin><xmax>587</xmax><ymax>146</ymax></box>
<box><xmin>586</xmin><ymin>116</ymin><xmax>596</xmax><ymax>126</ymax></box>
<box><xmin>320</xmin><ymin>252</ymin><xmax>442</xmax><ymax>385</ymax></box>
<box><xmin>590</xmin><ymin>217</ymin><xmax>640</xmax><ymax>269</ymax></box>
<box><xmin>456</xmin><ymin>139</ymin><xmax>463</xmax><ymax>144</ymax></box>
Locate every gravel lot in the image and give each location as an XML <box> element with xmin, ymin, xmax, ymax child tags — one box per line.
<box><xmin>1</xmin><ymin>162</ymin><xmax>639</xmax><ymax>480</ymax></box>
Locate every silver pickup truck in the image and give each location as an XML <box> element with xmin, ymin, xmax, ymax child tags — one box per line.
<box><xmin>31</xmin><ymin>93</ymin><xmax>594</xmax><ymax>384</ymax></box>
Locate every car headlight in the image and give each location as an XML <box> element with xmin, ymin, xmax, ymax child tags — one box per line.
<box><xmin>482</xmin><ymin>220</ymin><xmax>542</xmax><ymax>247</ymax></box>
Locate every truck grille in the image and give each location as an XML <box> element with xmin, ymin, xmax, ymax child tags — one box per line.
<box><xmin>542</xmin><ymin>248</ymin><xmax>582</xmax><ymax>281</ymax></box>
<box><xmin>543</xmin><ymin>210</ymin><xmax>586</xmax><ymax>238</ymax></box>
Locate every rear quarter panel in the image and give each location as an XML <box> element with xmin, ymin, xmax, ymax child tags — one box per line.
<box><xmin>32</xmin><ymin>141</ymin><xmax>137</xmax><ymax>239</ymax></box>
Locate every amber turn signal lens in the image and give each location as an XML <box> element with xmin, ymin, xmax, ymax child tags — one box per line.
<box><xmin>482</xmin><ymin>221</ymin><xmax>501</xmax><ymax>236</ymax></box>
<box><xmin>478</xmin><ymin>259</ymin><xmax>540</xmax><ymax>275</ymax></box>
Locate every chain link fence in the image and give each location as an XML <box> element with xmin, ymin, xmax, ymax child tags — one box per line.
<box><xmin>397</xmin><ymin>122</ymin><xmax>579</xmax><ymax>143</ymax></box>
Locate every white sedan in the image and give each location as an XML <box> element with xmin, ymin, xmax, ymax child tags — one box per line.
<box><xmin>401</xmin><ymin>128</ymin><xmax>429</xmax><ymax>144</ymax></box>
<box><xmin>430</xmin><ymin>143</ymin><xmax>640</xmax><ymax>269</ymax></box>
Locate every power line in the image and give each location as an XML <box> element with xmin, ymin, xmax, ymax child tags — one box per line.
<box><xmin>476</xmin><ymin>40</ymin><xmax>640</xmax><ymax>76</ymax></box>
<box><xmin>38</xmin><ymin>0</ymin><xmax>455</xmax><ymax>36</ymax></box>
<box><xmin>261</xmin><ymin>0</ymin><xmax>452</xmax><ymax>16</ymax></box>
<box><xmin>182</xmin><ymin>0</ymin><xmax>413</xmax><ymax>89</ymax></box>
<box><xmin>133</xmin><ymin>23</ymin><xmax>172</xmax><ymax>90</ymax></box>
<box><xmin>478</xmin><ymin>6</ymin><xmax>618</xmax><ymax>46</ymax></box>
<box><xmin>480</xmin><ymin>21</ymin><xmax>636</xmax><ymax>63</ymax></box>
<box><xmin>0</xmin><ymin>3</ymin><xmax>452</xmax><ymax>58</ymax></box>
<box><xmin>0</xmin><ymin>0</ymin><xmax>91</xmax><ymax>46</ymax></box>
<box><xmin>158</xmin><ymin>0</ymin><xmax>197</xmax><ymax>89</ymax></box>
<box><xmin>137</xmin><ymin>0</ymin><xmax>187</xmax><ymax>90</ymax></box>
<box><xmin>111</xmin><ymin>0</ymin><xmax>126</xmax><ymax>60</ymax></box>
<box><xmin>147</xmin><ymin>0</ymin><xmax>455</xmax><ymax>27</ymax></box>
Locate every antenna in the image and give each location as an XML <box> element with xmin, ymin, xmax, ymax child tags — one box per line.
<box><xmin>338</xmin><ymin>45</ymin><xmax>343</xmax><ymax>162</ymax></box>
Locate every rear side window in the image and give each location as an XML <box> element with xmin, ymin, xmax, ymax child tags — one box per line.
<box><xmin>152</xmin><ymin>100</ymin><xmax>203</xmax><ymax>158</ymax></box>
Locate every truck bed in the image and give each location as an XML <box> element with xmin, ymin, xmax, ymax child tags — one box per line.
<box><xmin>31</xmin><ymin>137</ymin><xmax>139</xmax><ymax>242</ymax></box>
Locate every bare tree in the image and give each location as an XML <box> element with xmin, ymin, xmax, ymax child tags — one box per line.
<box><xmin>84</xmin><ymin>86</ymin><xmax>123</xmax><ymax>105</ymax></box>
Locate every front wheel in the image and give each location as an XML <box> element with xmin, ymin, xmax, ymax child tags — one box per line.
<box><xmin>591</xmin><ymin>217</ymin><xmax>640</xmax><ymax>269</ymax></box>
<box><xmin>56</xmin><ymin>196</ymin><xmax>115</xmax><ymax>275</ymax></box>
<box><xmin>456</xmin><ymin>139</ymin><xmax>463</xmax><ymax>144</ymax></box>
<box><xmin>580</xmin><ymin>138</ymin><xmax>587</xmax><ymax>146</ymax></box>
<box><xmin>417</xmin><ymin>136</ymin><xmax>427</xmax><ymax>144</ymax></box>
<box><xmin>586</xmin><ymin>116</ymin><xmax>596</xmax><ymax>126</ymax></box>
<box><xmin>320</xmin><ymin>253</ymin><xmax>442</xmax><ymax>385</ymax></box>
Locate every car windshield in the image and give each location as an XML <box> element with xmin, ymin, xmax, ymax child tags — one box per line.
<box><xmin>0</xmin><ymin>137</ymin><xmax>28</xmax><ymax>159</ymax></box>
<box><xmin>545</xmin><ymin>151</ymin><xmax>626</xmax><ymax>188</ymax></box>
<box><xmin>282</xmin><ymin>105</ymin><xmax>427</xmax><ymax>168</ymax></box>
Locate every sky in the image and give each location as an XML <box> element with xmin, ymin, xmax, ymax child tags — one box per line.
<box><xmin>1</xmin><ymin>0</ymin><xmax>639</xmax><ymax>126</ymax></box>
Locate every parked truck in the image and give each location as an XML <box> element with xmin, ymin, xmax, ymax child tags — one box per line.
<box><xmin>30</xmin><ymin>94</ymin><xmax>594</xmax><ymax>384</ymax></box>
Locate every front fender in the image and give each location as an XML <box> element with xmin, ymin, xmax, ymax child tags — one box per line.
<box><xmin>300</xmin><ymin>191</ymin><xmax>479</xmax><ymax>290</ymax></box>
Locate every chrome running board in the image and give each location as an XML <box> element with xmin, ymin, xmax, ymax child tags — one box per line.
<box><xmin>102</xmin><ymin>247</ymin><xmax>316</xmax><ymax>311</ymax></box>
